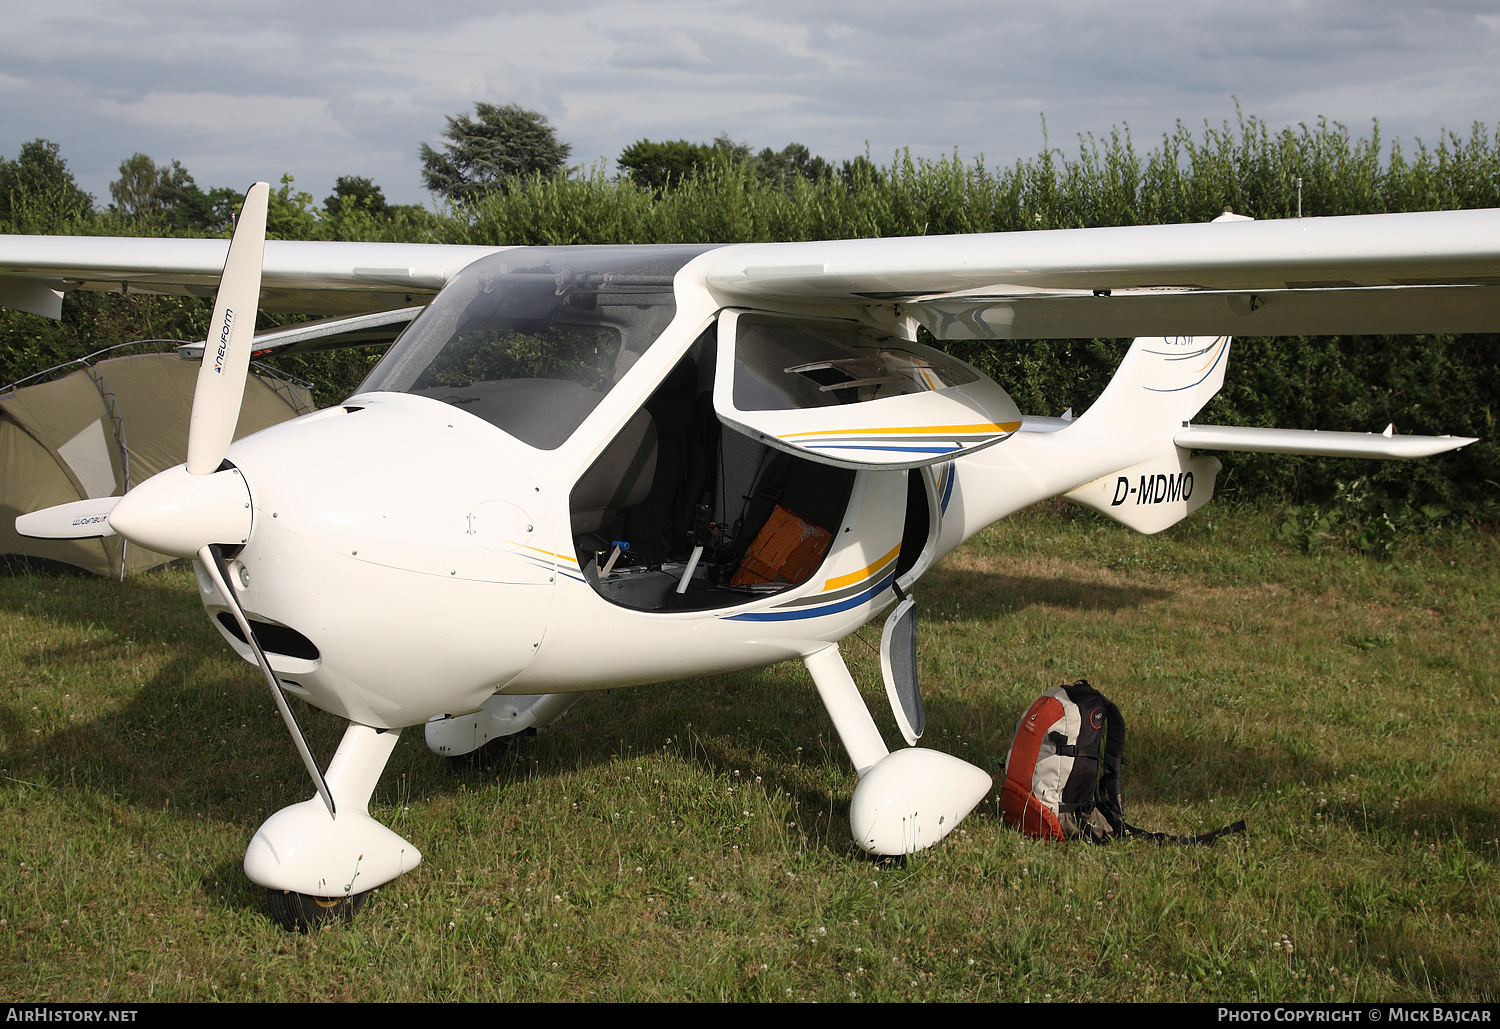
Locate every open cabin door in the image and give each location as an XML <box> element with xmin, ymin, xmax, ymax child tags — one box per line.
<box><xmin>714</xmin><ymin>310</ymin><xmax>1021</xmax><ymax>470</ymax></box>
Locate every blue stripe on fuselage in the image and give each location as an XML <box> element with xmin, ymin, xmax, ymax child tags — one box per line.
<box><xmin>723</xmin><ymin>572</ymin><xmax>896</xmax><ymax>622</ymax></box>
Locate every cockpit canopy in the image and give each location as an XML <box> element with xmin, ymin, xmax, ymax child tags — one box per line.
<box><xmin>359</xmin><ymin>245</ymin><xmax>718</xmax><ymax>449</ymax></box>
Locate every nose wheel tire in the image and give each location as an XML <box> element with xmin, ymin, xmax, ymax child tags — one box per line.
<box><xmin>265</xmin><ymin>888</ymin><xmax>369</xmax><ymax>932</ymax></box>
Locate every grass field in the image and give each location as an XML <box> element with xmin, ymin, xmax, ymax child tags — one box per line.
<box><xmin>1</xmin><ymin>504</ymin><xmax>1496</xmax><ymax>1002</ymax></box>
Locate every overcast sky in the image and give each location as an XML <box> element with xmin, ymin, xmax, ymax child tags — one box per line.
<box><xmin>3</xmin><ymin>0</ymin><xmax>1498</xmax><ymax>208</ymax></box>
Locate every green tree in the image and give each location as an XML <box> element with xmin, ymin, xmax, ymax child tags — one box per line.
<box><xmin>0</xmin><ymin>139</ymin><xmax>95</xmax><ymax>232</ymax></box>
<box><xmin>838</xmin><ymin>154</ymin><xmax>884</xmax><ymax>190</ymax></box>
<box><xmin>710</xmin><ymin>133</ymin><xmax>752</xmax><ymax>164</ymax></box>
<box><xmin>617</xmin><ymin>139</ymin><xmax>718</xmax><ymax>192</ymax></box>
<box><xmin>266</xmin><ymin>174</ymin><xmax>320</xmax><ymax>239</ymax></box>
<box><xmin>110</xmin><ymin>152</ymin><xmax>160</xmax><ymax>217</ymax></box>
<box><xmin>419</xmin><ymin>103</ymin><xmax>572</xmax><ymax>204</ymax></box>
<box><xmin>750</xmin><ymin>143</ymin><xmax>832</xmax><ymax>192</ymax></box>
<box><xmin>323</xmin><ymin>175</ymin><xmax>389</xmax><ymax>216</ymax></box>
<box><xmin>619</xmin><ymin>135</ymin><xmax>835</xmax><ymax>195</ymax></box>
<box><xmin>108</xmin><ymin>153</ymin><xmax>239</xmax><ymax>235</ymax></box>
<box><xmin>167</xmin><ymin>182</ymin><xmax>241</xmax><ymax>237</ymax></box>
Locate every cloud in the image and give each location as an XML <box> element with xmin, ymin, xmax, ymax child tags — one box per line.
<box><xmin>609</xmin><ymin>30</ymin><xmax>711</xmax><ymax>70</ymax></box>
<box><xmin>1</xmin><ymin>0</ymin><xmax>1495</xmax><ymax>205</ymax></box>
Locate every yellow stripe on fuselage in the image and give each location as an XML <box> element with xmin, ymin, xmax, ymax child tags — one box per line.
<box><xmin>823</xmin><ymin>543</ymin><xmax>902</xmax><ymax>592</ymax></box>
<box><xmin>522</xmin><ymin>545</ymin><xmax>579</xmax><ymax>565</ymax></box>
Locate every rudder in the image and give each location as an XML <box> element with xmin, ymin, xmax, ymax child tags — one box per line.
<box><xmin>1074</xmin><ymin>335</ymin><xmax>1231</xmax><ymax>433</ymax></box>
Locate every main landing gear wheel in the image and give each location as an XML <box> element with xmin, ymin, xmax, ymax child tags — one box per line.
<box><xmin>265</xmin><ymin>888</ymin><xmax>369</xmax><ymax>933</ymax></box>
<box><xmin>444</xmin><ymin>727</ymin><xmax>537</xmax><ymax>771</ymax></box>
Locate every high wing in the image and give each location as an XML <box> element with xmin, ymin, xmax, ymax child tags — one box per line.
<box><xmin>0</xmin><ymin>236</ymin><xmax>500</xmax><ymax>318</ymax></box>
<box><xmin>704</xmin><ymin>208</ymin><xmax>1500</xmax><ymax>337</ymax></box>
<box><xmin>4</xmin><ymin>207</ymin><xmax>1500</xmax><ymax>335</ymax></box>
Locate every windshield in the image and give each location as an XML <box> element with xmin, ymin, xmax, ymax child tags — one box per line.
<box><xmin>358</xmin><ymin>244</ymin><xmax>718</xmax><ymax>449</ymax></box>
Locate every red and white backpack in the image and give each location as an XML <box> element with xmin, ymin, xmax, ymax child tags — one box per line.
<box><xmin>1001</xmin><ymin>679</ymin><xmax>1124</xmax><ymax>842</ymax></box>
<box><xmin>1000</xmin><ymin>679</ymin><xmax>1245</xmax><ymax>845</ymax></box>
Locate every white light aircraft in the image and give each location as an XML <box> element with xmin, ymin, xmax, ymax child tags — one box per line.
<box><xmin>3</xmin><ymin>185</ymin><xmax>1490</xmax><ymax>931</ymax></box>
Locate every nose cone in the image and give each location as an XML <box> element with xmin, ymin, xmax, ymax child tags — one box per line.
<box><xmin>108</xmin><ymin>465</ymin><xmax>253</xmax><ymax>559</ymax></box>
<box><xmin>231</xmin><ymin>399</ymin><xmax>553</xmax><ymax>586</ymax></box>
<box><xmin>204</xmin><ymin>396</ymin><xmax>559</xmax><ymax>727</ymax></box>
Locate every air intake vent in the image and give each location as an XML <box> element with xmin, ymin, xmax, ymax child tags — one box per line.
<box><xmin>216</xmin><ymin>613</ymin><xmax>321</xmax><ymax>661</ymax></box>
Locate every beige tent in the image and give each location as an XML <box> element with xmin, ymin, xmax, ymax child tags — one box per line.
<box><xmin>0</xmin><ymin>352</ymin><xmax>312</xmax><ymax>577</ymax></box>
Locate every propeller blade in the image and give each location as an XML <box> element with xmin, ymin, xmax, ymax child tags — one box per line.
<box><xmin>186</xmin><ymin>182</ymin><xmax>270</xmax><ymax>476</ymax></box>
<box><xmin>15</xmin><ymin>497</ymin><xmax>120</xmax><ymax>539</ymax></box>
<box><xmin>199</xmin><ymin>544</ymin><xmax>336</xmax><ymax>818</ymax></box>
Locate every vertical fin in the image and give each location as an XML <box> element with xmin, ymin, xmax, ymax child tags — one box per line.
<box><xmin>1074</xmin><ymin>336</ymin><xmax>1232</xmax><ymax>432</ymax></box>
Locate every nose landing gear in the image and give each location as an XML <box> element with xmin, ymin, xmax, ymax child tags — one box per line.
<box><xmin>265</xmin><ymin>888</ymin><xmax>369</xmax><ymax>933</ymax></box>
<box><xmin>244</xmin><ymin>722</ymin><xmax>420</xmax><ymax>931</ymax></box>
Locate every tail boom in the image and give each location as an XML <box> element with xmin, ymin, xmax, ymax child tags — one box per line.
<box><xmin>933</xmin><ymin>334</ymin><xmax>1476</xmax><ymax>552</ymax></box>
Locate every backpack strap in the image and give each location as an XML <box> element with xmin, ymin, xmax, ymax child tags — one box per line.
<box><xmin>1122</xmin><ymin>818</ymin><xmax>1247</xmax><ymax>846</ymax></box>
<box><xmin>1095</xmin><ymin>692</ymin><xmax>1126</xmax><ymax>834</ymax></box>
<box><xmin>1045</xmin><ymin>731</ymin><xmax>1100</xmax><ymax>759</ymax></box>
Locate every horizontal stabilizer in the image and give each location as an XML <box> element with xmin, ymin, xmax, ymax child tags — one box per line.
<box><xmin>1176</xmin><ymin>424</ymin><xmax>1476</xmax><ymax>460</ymax></box>
<box><xmin>15</xmin><ymin>497</ymin><xmax>120</xmax><ymax>539</ymax></box>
